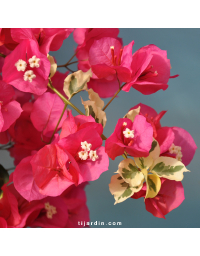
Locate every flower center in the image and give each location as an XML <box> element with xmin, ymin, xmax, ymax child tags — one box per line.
<box><xmin>15</xmin><ymin>59</ymin><xmax>27</xmax><ymax>71</ymax></box>
<box><xmin>44</xmin><ymin>202</ymin><xmax>57</xmax><ymax>219</ymax></box>
<box><xmin>24</xmin><ymin>70</ymin><xmax>36</xmax><ymax>82</ymax></box>
<box><xmin>123</xmin><ymin>128</ymin><xmax>134</xmax><ymax>138</ymax></box>
<box><xmin>169</xmin><ymin>143</ymin><xmax>183</xmax><ymax>161</ymax></box>
<box><xmin>139</xmin><ymin>65</ymin><xmax>158</xmax><ymax>80</ymax></box>
<box><xmin>28</xmin><ymin>55</ymin><xmax>40</xmax><ymax>68</ymax></box>
<box><xmin>110</xmin><ymin>46</ymin><xmax>123</xmax><ymax>66</ymax></box>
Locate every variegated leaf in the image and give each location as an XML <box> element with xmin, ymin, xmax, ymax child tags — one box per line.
<box><xmin>151</xmin><ymin>156</ymin><xmax>190</xmax><ymax>181</ymax></box>
<box><xmin>109</xmin><ymin>174</ymin><xmax>143</xmax><ymax>205</ymax></box>
<box><xmin>63</xmin><ymin>69</ymin><xmax>92</xmax><ymax>99</ymax></box>
<box><xmin>145</xmin><ymin>174</ymin><xmax>161</xmax><ymax>199</ymax></box>
<box><xmin>118</xmin><ymin>158</ymin><xmax>144</xmax><ymax>187</ymax></box>
<box><xmin>87</xmin><ymin>88</ymin><xmax>104</xmax><ymax>109</ymax></box>
<box><xmin>81</xmin><ymin>97</ymin><xmax>107</xmax><ymax>128</ymax></box>
<box><xmin>48</xmin><ymin>54</ymin><xmax>57</xmax><ymax>78</ymax></box>
<box><xmin>135</xmin><ymin>156</ymin><xmax>154</xmax><ymax>171</ymax></box>
<box><xmin>123</xmin><ymin>106</ymin><xmax>140</xmax><ymax>122</ymax></box>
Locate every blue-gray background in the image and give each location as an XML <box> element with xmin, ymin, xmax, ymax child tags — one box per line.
<box><xmin>1</xmin><ymin>28</ymin><xmax>200</xmax><ymax>228</ymax></box>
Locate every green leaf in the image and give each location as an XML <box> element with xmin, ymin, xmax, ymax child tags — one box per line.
<box><xmin>152</xmin><ymin>162</ymin><xmax>184</xmax><ymax>176</ymax></box>
<box><xmin>121</xmin><ymin>188</ymin><xmax>132</xmax><ymax>198</ymax></box>
<box><xmin>121</xmin><ymin>165</ymin><xmax>138</xmax><ymax>180</ymax></box>
<box><xmin>139</xmin><ymin>158</ymin><xmax>145</xmax><ymax>169</ymax></box>
<box><xmin>147</xmin><ymin>176</ymin><xmax>156</xmax><ymax>192</ymax></box>
<box><xmin>149</xmin><ymin>140</ymin><xmax>157</xmax><ymax>153</ymax></box>
<box><xmin>0</xmin><ymin>164</ymin><xmax>9</xmax><ymax>197</ymax></box>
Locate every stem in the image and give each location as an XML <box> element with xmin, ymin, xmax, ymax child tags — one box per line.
<box><xmin>49</xmin><ymin>103</ymin><xmax>68</xmax><ymax>143</ymax></box>
<box><xmin>57</xmin><ymin>51</ymin><xmax>78</xmax><ymax>68</ymax></box>
<box><xmin>48</xmin><ymin>81</ymin><xmax>108</xmax><ymax>142</ymax></box>
<box><xmin>7</xmin><ymin>167</ymin><xmax>15</xmax><ymax>171</ymax></box>
<box><xmin>0</xmin><ymin>53</ymin><xmax>6</xmax><ymax>58</ymax></box>
<box><xmin>66</xmin><ymin>66</ymin><xmax>75</xmax><ymax>73</ymax></box>
<box><xmin>103</xmin><ymin>83</ymin><xmax>126</xmax><ymax>111</ymax></box>
<box><xmin>48</xmin><ymin>81</ymin><xmax>84</xmax><ymax>115</ymax></box>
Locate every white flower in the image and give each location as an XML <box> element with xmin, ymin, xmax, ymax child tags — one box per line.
<box><xmin>23</xmin><ymin>70</ymin><xmax>36</xmax><ymax>82</ymax></box>
<box><xmin>89</xmin><ymin>150</ymin><xmax>99</xmax><ymax>161</ymax></box>
<box><xmin>28</xmin><ymin>55</ymin><xmax>40</xmax><ymax>68</ymax></box>
<box><xmin>44</xmin><ymin>202</ymin><xmax>57</xmax><ymax>219</ymax></box>
<box><xmin>78</xmin><ymin>151</ymin><xmax>88</xmax><ymax>160</ymax></box>
<box><xmin>81</xmin><ymin>141</ymin><xmax>92</xmax><ymax>151</ymax></box>
<box><xmin>15</xmin><ymin>59</ymin><xmax>27</xmax><ymax>71</ymax></box>
<box><xmin>123</xmin><ymin>128</ymin><xmax>134</xmax><ymax>138</ymax></box>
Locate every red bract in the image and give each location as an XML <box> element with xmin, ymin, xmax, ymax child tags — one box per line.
<box><xmin>87</xmin><ymin>77</ymin><xmax>120</xmax><ymax>98</ymax></box>
<box><xmin>105</xmin><ymin>115</ymin><xmax>153</xmax><ymax>160</ymax></box>
<box><xmin>123</xmin><ymin>44</ymin><xmax>178</xmax><ymax>95</ymax></box>
<box><xmin>0</xmin><ymin>28</ymin><xmax>18</xmax><ymax>50</ymax></box>
<box><xmin>0</xmin><ymin>80</ymin><xmax>22</xmax><ymax>132</ymax></box>
<box><xmin>59</xmin><ymin>126</ymin><xmax>109</xmax><ymax>182</ymax></box>
<box><xmin>49</xmin><ymin>70</ymin><xmax>70</xmax><ymax>98</ymax></box>
<box><xmin>60</xmin><ymin>110</ymin><xmax>103</xmax><ymax>139</ymax></box>
<box><xmin>10</xmin><ymin>28</ymin><xmax>74</xmax><ymax>55</ymax></box>
<box><xmin>9</xmin><ymin>102</ymin><xmax>47</xmax><ymax>165</ymax></box>
<box><xmin>132</xmin><ymin>178</ymin><xmax>185</xmax><ymax>219</ymax></box>
<box><xmin>74</xmin><ymin>28</ymin><xmax>120</xmax><ymax>72</ymax></box>
<box><xmin>30</xmin><ymin>92</ymin><xmax>67</xmax><ymax>137</ymax></box>
<box><xmin>0</xmin><ymin>45</ymin><xmax>10</xmax><ymax>72</ymax></box>
<box><xmin>14</xmin><ymin>144</ymin><xmax>81</xmax><ymax>200</ymax></box>
<box><xmin>131</xmin><ymin>103</ymin><xmax>197</xmax><ymax>165</ymax></box>
<box><xmin>30</xmin><ymin>183</ymin><xmax>90</xmax><ymax>228</ymax></box>
<box><xmin>0</xmin><ymin>181</ymin><xmax>89</xmax><ymax>228</ymax></box>
<box><xmin>89</xmin><ymin>37</ymin><xmax>134</xmax><ymax>82</ymax></box>
<box><xmin>2</xmin><ymin>39</ymin><xmax>50</xmax><ymax>95</ymax></box>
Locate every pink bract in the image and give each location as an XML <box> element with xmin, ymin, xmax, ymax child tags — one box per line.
<box><xmin>11</xmin><ymin>28</ymin><xmax>74</xmax><ymax>55</ymax></box>
<box><xmin>30</xmin><ymin>92</ymin><xmax>67</xmax><ymax>137</ymax></box>
<box><xmin>105</xmin><ymin>115</ymin><xmax>153</xmax><ymax>160</ymax></box>
<box><xmin>0</xmin><ymin>80</ymin><xmax>22</xmax><ymax>132</ymax></box>
<box><xmin>123</xmin><ymin>44</ymin><xmax>178</xmax><ymax>95</ymax></box>
<box><xmin>132</xmin><ymin>178</ymin><xmax>185</xmax><ymax>219</ymax></box>
<box><xmin>130</xmin><ymin>103</ymin><xmax>197</xmax><ymax>165</ymax></box>
<box><xmin>59</xmin><ymin>126</ymin><xmax>109</xmax><ymax>182</ymax></box>
<box><xmin>2</xmin><ymin>39</ymin><xmax>50</xmax><ymax>95</ymax></box>
<box><xmin>89</xmin><ymin>37</ymin><xmax>134</xmax><ymax>82</ymax></box>
<box><xmin>60</xmin><ymin>110</ymin><xmax>103</xmax><ymax>139</ymax></box>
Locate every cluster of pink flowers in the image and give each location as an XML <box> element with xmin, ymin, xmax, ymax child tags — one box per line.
<box><xmin>0</xmin><ymin>28</ymin><xmax>197</xmax><ymax>227</ymax></box>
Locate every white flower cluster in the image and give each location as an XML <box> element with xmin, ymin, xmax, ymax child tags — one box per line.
<box><xmin>123</xmin><ymin>128</ymin><xmax>134</xmax><ymax>139</ymax></box>
<box><xmin>78</xmin><ymin>141</ymin><xmax>99</xmax><ymax>161</ymax></box>
<box><xmin>169</xmin><ymin>143</ymin><xmax>183</xmax><ymax>161</ymax></box>
<box><xmin>15</xmin><ymin>55</ymin><xmax>40</xmax><ymax>82</ymax></box>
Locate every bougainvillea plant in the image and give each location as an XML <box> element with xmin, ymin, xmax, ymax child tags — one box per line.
<box><xmin>0</xmin><ymin>28</ymin><xmax>197</xmax><ymax>227</ymax></box>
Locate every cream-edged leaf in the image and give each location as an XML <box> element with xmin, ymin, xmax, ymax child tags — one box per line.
<box><xmin>145</xmin><ymin>174</ymin><xmax>161</xmax><ymax>199</ymax></box>
<box><xmin>64</xmin><ymin>69</ymin><xmax>92</xmax><ymax>99</ymax></box>
<box><xmin>48</xmin><ymin>54</ymin><xmax>57</xmax><ymax>78</ymax></box>
<box><xmin>118</xmin><ymin>158</ymin><xmax>144</xmax><ymax>187</ymax></box>
<box><xmin>109</xmin><ymin>174</ymin><xmax>143</xmax><ymax>205</ymax></box>
<box><xmin>123</xmin><ymin>106</ymin><xmax>140</xmax><ymax>122</ymax></box>
<box><xmin>87</xmin><ymin>88</ymin><xmax>104</xmax><ymax>109</ymax></box>
<box><xmin>151</xmin><ymin>156</ymin><xmax>190</xmax><ymax>181</ymax></box>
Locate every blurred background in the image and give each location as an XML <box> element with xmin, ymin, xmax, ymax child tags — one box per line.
<box><xmin>1</xmin><ymin>28</ymin><xmax>199</xmax><ymax>228</ymax></box>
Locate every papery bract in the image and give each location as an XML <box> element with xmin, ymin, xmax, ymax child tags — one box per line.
<box><xmin>11</xmin><ymin>28</ymin><xmax>74</xmax><ymax>55</ymax></box>
<box><xmin>89</xmin><ymin>37</ymin><xmax>134</xmax><ymax>82</ymax></box>
<box><xmin>59</xmin><ymin>126</ymin><xmax>109</xmax><ymax>182</ymax></box>
<box><xmin>2</xmin><ymin>39</ymin><xmax>50</xmax><ymax>95</ymax></box>
<box><xmin>60</xmin><ymin>110</ymin><xmax>103</xmax><ymax>139</ymax></box>
<box><xmin>9</xmin><ymin>102</ymin><xmax>47</xmax><ymax>165</ymax></box>
<box><xmin>30</xmin><ymin>92</ymin><xmax>67</xmax><ymax>137</ymax></box>
<box><xmin>0</xmin><ymin>80</ymin><xmax>22</xmax><ymax>132</ymax></box>
<box><xmin>105</xmin><ymin>115</ymin><xmax>153</xmax><ymax>160</ymax></box>
<box><xmin>132</xmin><ymin>178</ymin><xmax>185</xmax><ymax>219</ymax></box>
<box><xmin>123</xmin><ymin>44</ymin><xmax>178</xmax><ymax>95</ymax></box>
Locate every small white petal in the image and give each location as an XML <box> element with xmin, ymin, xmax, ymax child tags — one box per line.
<box><xmin>15</xmin><ymin>59</ymin><xmax>27</xmax><ymax>71</ymax></box>
<box><xmin>123</xmin><ymin>128</ymin><xmax>134</xmax><ymax>138</ymax></box>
